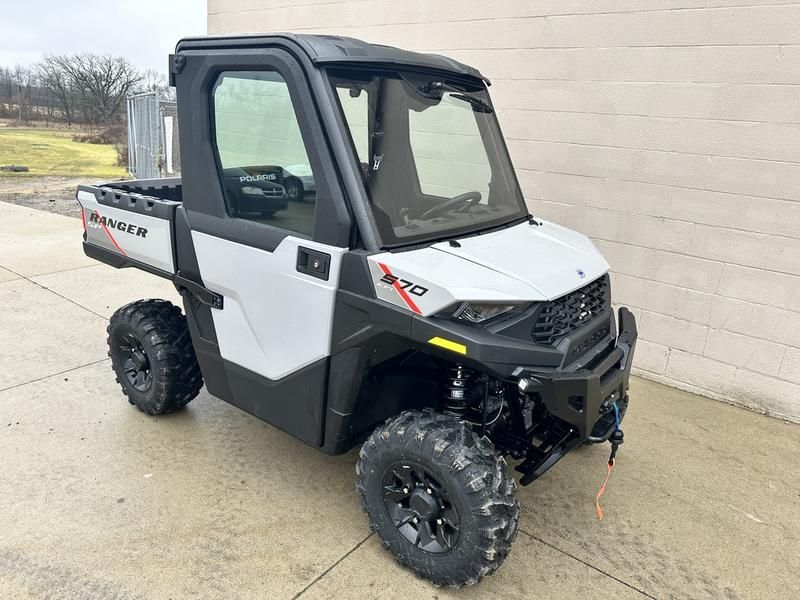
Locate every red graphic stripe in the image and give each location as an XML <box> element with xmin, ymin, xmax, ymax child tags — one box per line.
<box><xmin>94</xmin><ymin>210</ymin><xmax>127</xmax><ymax>256</ymax></box>
<box><xmin>377</xmin><ymin>262</ymin><xmax>422</xmax><ymax>315</ymax></box>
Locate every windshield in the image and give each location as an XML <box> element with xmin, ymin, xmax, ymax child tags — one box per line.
<box><xmin>328</xmin><ymin>69</ymin><xmax>528</xmax><ymax>247</ymax></box>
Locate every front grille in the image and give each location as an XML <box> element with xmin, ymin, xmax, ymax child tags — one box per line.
<box><xmin>531</xmin><ymin>275</ymin><xmax>610</xmax><ymax>345</ymax></box>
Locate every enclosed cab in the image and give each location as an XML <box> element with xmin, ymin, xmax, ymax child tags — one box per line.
<box><xmin>77</xmin><ymin>34</ymin><xmax>637</xmax><ymax>587</ymax></box>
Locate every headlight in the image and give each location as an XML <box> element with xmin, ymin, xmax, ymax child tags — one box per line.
<box><xmin>444</xmin><ymin>302</ymin><xmax>532</xmax><ymax>325</ymax></box>
<box><xmin>240</xmin><ymin>186</ymin><xmax>264</xmax><ymax>196</ymax></box>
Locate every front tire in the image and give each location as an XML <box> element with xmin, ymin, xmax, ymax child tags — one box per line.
<box><xmin>107</xmin><ymin>299</ymin><xmax>203</xmax><ymax>415</ymax></box>
<box><xmin>356</xmin><ymin>410</ymin><xmax>519</xmax><ymax>587</ymax></box>
<box><xmin>284</xmin><ymin>177</ymin><xmax>304</xmax><ymax>201</ymax></box>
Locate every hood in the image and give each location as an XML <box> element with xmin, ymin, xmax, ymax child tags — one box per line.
<box><xmin>366</xmin><ymin>220</ymin><xmax>609</xmax><ymax>316</ymax></box>
<box><xmin>431</xmin><ymin>220</ymin><xmax>609</xmax><ymax>300</ymax></box>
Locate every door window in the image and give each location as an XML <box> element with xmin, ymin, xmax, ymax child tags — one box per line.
<box><xmin>212</xmin><ymin>71</ymin><xmax>317</xmax><ymax>236</ymax></box>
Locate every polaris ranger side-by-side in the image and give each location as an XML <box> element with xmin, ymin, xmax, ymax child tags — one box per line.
<box><xmin>77</xmin><ymin>34</ymin><xmax>637</xmax><ymax>587</ymax></box>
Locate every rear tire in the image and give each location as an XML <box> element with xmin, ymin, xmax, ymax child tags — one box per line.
<box><xmin>356</xmin><ymin>409</ymin><xmax>519</xmax><ymax>587</ymax></box>
<box><xmin>107</xmin><ymin>299</ymin><xmax>203</xmax><ymax>415</ymax></box>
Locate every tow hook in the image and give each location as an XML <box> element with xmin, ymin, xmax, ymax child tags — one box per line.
<box><xmin>608</xmin><ymin>401</ymin><xmax>624</xmax><ymax>462</ymax></box>
<box><xmin>595</xmin><ymin>402</ymin><xmax>623</xmax><ymax>520</ymax></box>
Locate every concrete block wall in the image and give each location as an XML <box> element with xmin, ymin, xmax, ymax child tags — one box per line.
<box><xmin>208</xmin><ymin>0</ymin><xmax>800</xmax><ymax>422</ymax></box>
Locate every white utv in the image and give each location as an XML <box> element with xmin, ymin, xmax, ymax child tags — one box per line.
<box><xmin>77</xmin><ymin>34</ymin><xmax>637</xmax><ymax>587</ymax></box>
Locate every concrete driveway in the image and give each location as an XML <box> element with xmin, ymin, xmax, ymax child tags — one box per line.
<box><xmin>1</xmin><ymin>200</ymin><xmax>798</xmax><ymax>600</ymax></box>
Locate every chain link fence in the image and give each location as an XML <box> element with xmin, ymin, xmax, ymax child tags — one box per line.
<box><xmin>127</xmin><ymin>92</ymin><xmax>180</xmax><ymax>180</ymax></box>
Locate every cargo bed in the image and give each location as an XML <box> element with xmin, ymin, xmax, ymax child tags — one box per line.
<box><xmin>76</xmin><ymin>178</ymin><xmax>182</xmax><ymax>276</ymax></box>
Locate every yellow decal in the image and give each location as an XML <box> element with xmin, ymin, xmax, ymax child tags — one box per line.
<box><xmin>428</xmin><ymin>336</ymin><xmax>467</xmax><ymax>355</ymax></box>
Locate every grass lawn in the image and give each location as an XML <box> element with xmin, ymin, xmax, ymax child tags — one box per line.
<box><xmin>0</xmin><ymin>127</ymin><xmax>127</xmax><ymax>179</ymax></box>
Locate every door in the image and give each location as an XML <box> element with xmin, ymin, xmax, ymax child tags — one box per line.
<box><xmin>174</xmin><ymin>47</ymin><xmax>352</xmax><ymax>445</ymax></box>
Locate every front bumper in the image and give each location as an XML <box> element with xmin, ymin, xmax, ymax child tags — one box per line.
<box><xmin>513</xmin><ymin>307</ymin><xmax>638</xmax><ymax>483</ymax></box>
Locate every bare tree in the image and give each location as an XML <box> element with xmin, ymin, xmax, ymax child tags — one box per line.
<box><xmin>5</xmin><ymin>65</ymin><xmax>37</xmax><ymax>121</ymax></box>
<box><xmin>53</xmin><ymin>53</ymin><xmax>141</xmax><ymax>123</ymax></box>
<box><xmin>135</xmin><ymin>69</ymin><xmax>174</xmax><ymax>100</ymax></box>
<box><xmin>2</xmin><ymin>53</ymin><xmax>149</xmax><ymax>125</ymax></box>
<box><xmin>0</xmin><ymin>67</ymin><xmax>30</xmax><ymax>116</ymax></box>
<box><xmin>36</xmin><ymin>56</ymin><xmax>75</xmax><ymax>125</ymax></box>
<box><xmin>0</xmin><ymin>67</ymin><xmax>14</xmax><ymax>112</ymax></box>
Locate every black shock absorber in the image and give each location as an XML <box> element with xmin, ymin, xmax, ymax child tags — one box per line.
<box><xmin>442</xmin><ymin>365</ymin><xmax>475</xmax><ymax>418</ymax></box>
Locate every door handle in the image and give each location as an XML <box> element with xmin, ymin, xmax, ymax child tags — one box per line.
<box><xmin>296</xmin><ymin>246</ymin><xmax>330</xmax><ymax>281</ymax></box>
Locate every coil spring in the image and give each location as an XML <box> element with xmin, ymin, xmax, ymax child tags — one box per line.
<box><xmin>442</xmin><ymin>365</ymin><xmax>475</xmax><ymax>417</ymax></box>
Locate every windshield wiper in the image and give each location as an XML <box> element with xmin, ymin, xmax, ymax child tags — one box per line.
<box><xmin>449</xmin><ymin>93</ymin><xmax>493</xmax><ymax>113</ymax></box>
<box><xmin>419</xmin><ymin>80</ymin><xmax>464</xmax><ymax>97</ymax></box>
<box><xmin>416</xmin><ymin>81</ymin><xmax>493</xmax><ymax>113</ymax></box>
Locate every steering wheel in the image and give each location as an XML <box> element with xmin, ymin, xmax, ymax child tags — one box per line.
<box><xmin>420</xmin><ymin>191</ymin><xmax>482</xmax><ymax>220</ymax></box>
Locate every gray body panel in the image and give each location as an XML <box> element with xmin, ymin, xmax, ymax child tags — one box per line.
<box><xmin>77</xmin><ymin>188</ymin><xmax>176</xmax><ymax>274</ymax></box>
<box><xmin>191</xmin><ymin>231</ymin><xmax>346</xmax><ymax>380</ymax></box>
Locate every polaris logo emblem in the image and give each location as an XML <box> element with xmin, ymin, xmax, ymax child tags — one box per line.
<box><xmin>576</xmin><ymin>268</ymin><xmax>586</xmax><ymax>279</ymax></box>
<box><xmin>89</xmin><ymin>212</ymin><xmax>148</xmax><ymax>238</ymax></box>
<box><xmin>239</xmin><ymin>173</ymin><xmax>276</xmax><ymax>183</ymax></box>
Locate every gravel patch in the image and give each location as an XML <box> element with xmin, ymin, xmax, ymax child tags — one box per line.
<box><xmin>0</xmin><ymin>176</ymin><xmax>88</xmax><ymax>218</ymax></box>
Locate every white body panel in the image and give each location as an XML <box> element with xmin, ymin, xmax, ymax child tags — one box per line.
<box><xmin>191</xmin><ymin>231</ymin><xmax>345</xmax><ymax>380</ymax></box>
<box><xmin>368</xmin><ymin>220</ymin><xmax>609</xmax><ymax>315</ymax></box>
<box><xmin>77</xmin><ymin>189</ymin><xmax>175</xmax><ymax>273</ymax></box>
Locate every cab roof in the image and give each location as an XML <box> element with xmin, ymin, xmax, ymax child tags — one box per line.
<box><xmin>175</xmin><ymin>33</ymin><xmax>489</xmax><ymax>84</ymax></box>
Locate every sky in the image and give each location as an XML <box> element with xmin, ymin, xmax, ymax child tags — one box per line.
<box><xmin>0</xmin><ymin>0</ymin><xmax>207</xmax><ymax>73</ymax></box>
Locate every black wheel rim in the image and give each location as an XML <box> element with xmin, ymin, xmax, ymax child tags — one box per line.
<box><xmin>286</xmin><ymin>181</ymin><xmax>300</xmax><ymax>200</ymax></box>
<box><xmin>119</xmin><ymin>332</ymin><xmax>152</xmax><ymax>392</ymax></box>
<box><xmin>381</xmin><ymin>462</ymin><xmax>460</xmax><ymax>554</ymax></box>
